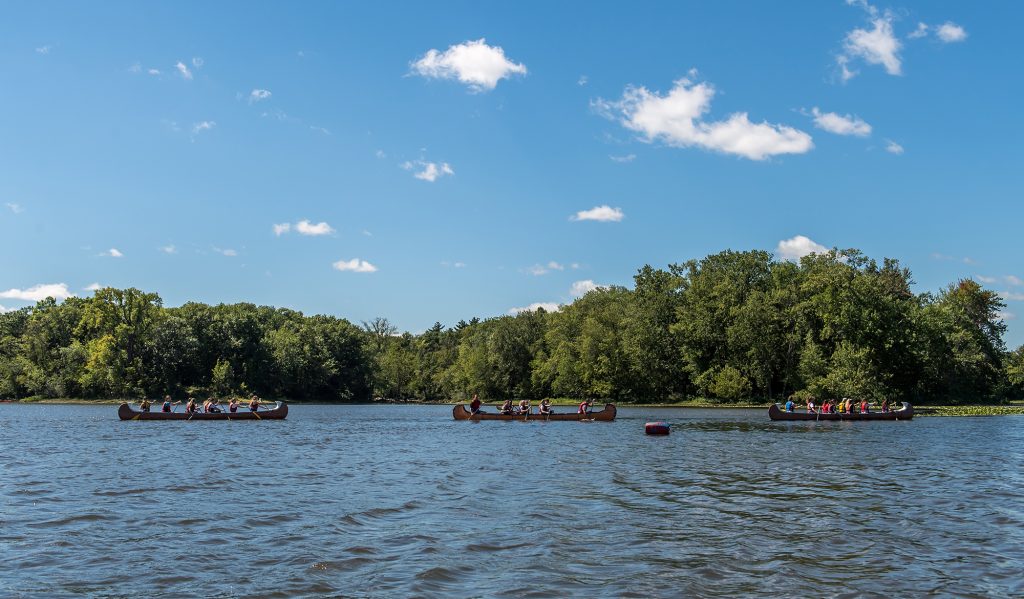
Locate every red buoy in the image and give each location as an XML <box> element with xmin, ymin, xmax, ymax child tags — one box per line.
<box><xmin>645</xmin><ymin>421</ymin><xmax>670</xmax><ymax>435</ymax></box>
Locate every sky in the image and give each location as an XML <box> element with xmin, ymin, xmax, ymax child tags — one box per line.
<box><xmin>1</xmin><ymin>1</ymin><xmax>1022</xmax><ymax>347</ymax></box>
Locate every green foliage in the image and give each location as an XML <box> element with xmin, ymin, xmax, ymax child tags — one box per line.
<box><xmin>0</xmin><ymin>248</ymin><xmax>1016</xmax><ymax>404</ymax></box>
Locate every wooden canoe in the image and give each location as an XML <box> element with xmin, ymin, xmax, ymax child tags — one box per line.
<box><xmin>453</xmin><ymin>403</ymin><xmax>616</xmax><ymax>421</ymax></box>
<box><xmin>118</xmin><ymin>402</ymin><xmax>288</xmax><ymax>421</ymax></box>
<box><xmin>769</xmin><ymin>402</ymin><xmax>913</xmax><ymax>421</ymax></box>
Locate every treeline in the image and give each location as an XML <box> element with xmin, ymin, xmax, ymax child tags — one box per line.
<box><xmin>2</xmin><ymin>248</ymin><xmax>1023</xmax><ymax>403</ymax></box>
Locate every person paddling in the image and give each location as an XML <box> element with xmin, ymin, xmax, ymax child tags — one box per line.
<box><xmin>578</xmin><ymin>399</ymin><xmax>594</xmax><ymax>416</ymax></box>
<box><xmin>139</xmin><ymin>398</ymin><xmax>152</xmax><ymax>412</ymax></box>
<box><xmin>161</xmin><ymin>395</ymin><xmax>180</xmax><ymax>413</ymax></box>
<box><xmin>208</xmin><ymin>398</ymin><xmax>222</xmax><ymax>414</ymax></box>
<box><xmin>860</xmin><ymin>399</ymin><xmax>870</xmax><ymax>414</ymax></box>
<box><xmin>806</xmin><ymin>397</ymin><xmax>816</xmax><ymax>414</ymax></box>
<box><xmin>538</xmin><ymin>398</ymin><xmax>553</xmax><ymax>416</ymax></box>
<box><xmin>784</xmin><ymin>397</ymin><xmax>795</xmax><ymax>412</ymax></box>
<box><xmin>518</xmin><ymin>399</ymin><xmax>531</xmax><ymax>416</ymax></box>
<box><xmin>228</xmin><ymin>398</ymin><xmax>239</xmax><ymax>413</ymax></box>
<box><xmin>881</xmin><ymin>399</ymin><xmax>889</xmax><ymax>413</ymax></box>
<box><xmin>469</xmin><ymin>394</ymin><xmax>482</xmax><ymax>415</ymax></box>
<box><xmin>498</xmin><ymin>399</ymin><xmax>514</xmax><ymax>415</ymax></box>
<box><xmin>249</xmin><ymin>395</ymin><xmax>261</xmax><ymax>412</ymax></box>
<box><xmin>185</xmin><ymin>397</ymin><xmax>198</xmax><ymax>415</ymax></box>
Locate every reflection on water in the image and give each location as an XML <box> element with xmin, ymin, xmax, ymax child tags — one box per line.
<box><xmin>1</xmin><ymin>404</ymin><xmax>1022</xmax><ymax>597</ymax></box>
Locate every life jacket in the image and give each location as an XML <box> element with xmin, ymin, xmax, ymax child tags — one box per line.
<box><xmin>249</xmin><ymin>401</ymin><xmax>259</xmax><ymax>411</ymax></box>
<box><xmin>229</xmin><ymin>404</ymin><xmax>238</xmax><ymax>413</ymax></box>
<box><xmin>470</xmin><ymin>398</ymin><xmax>481</xmax><ymax>410</ymax></box>
<box><xmin>162</xmin><ymin>402</ymin><xmax>171</xmax><ymax>412</ymax></box>
<box><xmin>578</xmin><ymin>402</ymin><xmax>589</xmax><ymax>413</ymax></box>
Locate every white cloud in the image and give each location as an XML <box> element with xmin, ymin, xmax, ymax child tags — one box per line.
<box><xmin>998</xmin><ymin>310</ymin><xmax>1016</xmax><ymax>321</ymax></box>
<box><xmin>249</xmin><ymin>89</ymin><xmax>272</xmax><ymax>103</ymax></box>
<box><xmin>309</xmin><ymin>126</ymin><xmax>331</xmax><ymax>135</ymax></box>
<box><xmin>441</xmin><ymin>261</ymin><xmax>467</xmax><ymax>268</ymax></box>
<box><xmin>572</xmin><ymin>205</ymin><xmax>624</xmax><ymax>222</ymax></box>
<box><xmin>295</xmin><ymin>220</ymin><xmax>335</xmax><ymax>236</ymax></box>
<box><xmin>0</xmin><ymin>283</ymin><xmax>73</xmax><ymax>302</ymax></box>
<box><xmin>192</xmin><ymin>57</ymin><xmax>204</xmax><ymax>68</ymax></box>
<box><xmin>85</xmin><ymin>283</ymin><xmax>103</xmax><ymax>291</ymax></box>
<box><xmin>571</xmin><ymin>280</ymin><xmax>605</xmax><ymax>297</ymax></box>
<box><xmin>976</xmin><ymin>275</ymin><xmax>998</xmax><ymax>284</ymax></box>
<box><xmin>936</xmin><ymin>22</ymin><xmax>967</xmax><ymax>43</ymax></box>
<box><xmin>101</xmin><ymin>248</ymin><xmax>123</xmax><ymax>258</ymax></box>
<box><xmin>214</xmin><ymin>247</ymin><xmax>237</xmax><ymax>257</ymax></box>
<box><xmin>159</xmin><ymin>245</ymin><xmax>177</xmax><ymax>254</ymax></box>
<box><xmin>375</xmin><ymin>150</ymin><xmax>387</xmax><ymax>159</ymax></box>
<box><xmin>36</xmin><ymin>45</ymin><xmax>51</xmax><ymax>55</ymax></box>
<box><xmin>525</xmin><ymin>261</ymin><xmax>565</xmax><ymax>276</ymax></box>
<box><xmin>598</xmin><ymin>76</ymin><xmax>813</xmax><ymax>160</ymax></box>
<box><xmin>0</xmin><ymin>304</ymin><xmax>13</xmax><ymax>313</ymax></box>
<box><xmin>578</xmin><ymin>75</ymin><xmax>588</xmax><ymax>86</ymax></box>
<box><xmin>454</xmin><ymin>261</ymin><xmax>466</xmax><ymax>268</ymax></box>
<box><xmin>333</xmin><ymin>258</ymin><xmax>378</xmax><ymax>273</ymax></box>
<box><xmin>776</xmin><ymin>235</ymin><xmax>828</xmax><ymax>261</ymax></box>
<box><xmin>411</xmin><ymin>38</ymin><xmax>527</xmax><ymax>92</ymax></box>
<box><xmin>175</xmin><ymin>61</ymin><xmax>193</xmax><ymax>80</ymax></box>
<box><xmin>191</xmin><ymin>121</ymin><xmax>215</xmax><ymax>135</ymax></box>
<box><xmin>508</xmin><ymin>302</ymin><xmax>561</xmax><ymax>315</ymax></box>
<box><xmin>810</xmin><ymin>107</ymin><xmax>872</xmax><ymax>137</ymax></box>
<box><xmin>1006</xmin><ymin>275</ymin><xmax>1023</xmax><ymax>286</ymax></box>
<box><xmin>999</xmin><ymin>291</ymin><xmax>1024</xmax><ymax>302</ymax></box>
<box><xmin>841</xmin><ymin>14</ymin><xmax>902</xmax><ymax>77</ymax></box>
<box><xmin>908</xmin><ymin>23</ymin><xmax>929</xmax><ymax>39</ymax></box>
<box><xmin>402</xmin><ymin>160</ymin><xmax>454</xmax><ymax>182</ymax></box>
<box><xmin>610</xmin><ymin>154</ymin><xmax>636</xmax><ymax>163</ymax></box>
<box><xmin>5</xmin><ymin>202</ymin><xmax>24</xmax><ymax>214</ymax></box>
<box><xmin>273</xmin><ymin>223</ymin><xmax>291</xmax><ymax>236</ymax></box>
<box><xmin>885</xmin><ymin>139</ymin><xmax>904</xmax><ymax>154</ymax></box>
<box><xmin>148</xmin><ymin>68</ymin><xmax>161</xmax><ymax>76</ymax></box>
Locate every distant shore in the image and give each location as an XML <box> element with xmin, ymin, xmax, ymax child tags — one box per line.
<box><xmin>6</xmin><ymin>397</ymin><xmax>1024</xmax><ymax>416</ymax></box>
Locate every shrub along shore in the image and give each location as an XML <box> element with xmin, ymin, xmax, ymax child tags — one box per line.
<box><xmin>2</xmin><ymin>248</ymin><xmax>1023</xmax><ymax>406</ymax></box>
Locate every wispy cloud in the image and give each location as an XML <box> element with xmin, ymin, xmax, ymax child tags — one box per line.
<box><xmin>5</xmin><ymin>202</ymin><xmax>24</xmax><ymax>214</ymax></box>
<box><xmin>571</xmin><ymin>205</ymin><xmax>624</xmax><ymax>222</ymax></box>
<box><xmin>175</xmin><ymin>61</ymin><xmax>193</xmax><ymax>80</ymax></box>
<box><xmin>524</xmin><ymin>261</ymin><xmax>566</xmax><ymax>276</ymax></box>
<box><xmin>273</xmin><ymin>223</ymin><xmax>291</xmax><ymax>236</ymax></box>
<box><xmin>885</xmin><ymin>139</ymin><xmax>904</xmax><ymax>154</ymax></box>
<box><xmin>976</xmin><ymin>275</ymin><xmax>999</xmax><ymax>284</ymax></box>
<box><xmin>402</xmin><ymin>160</ymin><xmax>454</xmax><ymax>182</ymax></box>
<box><xmin>214</xmin><ymin>247</ymin><xmax>238</xmax><ymax>257</ymax></box>
<box><xmin>776</xmin><ymin>235</ymin><xmax>828</xmax><ymax>261</ymax></box>
<box><xmin>931</xmin><ymin>252</ymin><xmax>974</xmax><ymax>264</ymax></box>
<box><xmin>578</xmin><ymin>75</ymin><xmax>589</xmax><ymax>86</ymax></box>
<box><xmin>191</xmin><ymin>121</ymin><xmax>216</xmax><ymax>138</ymax></box>
<box><xmin>508</xmin><ymin>302</ymin><xmax>561</xmax><ymax>315</ymax></box>
<box><xmin>333</xmin><ymin>258</ymin><xmax>378</xmax><ymax>273</ymax></box>
<box><xmin>249</xmin><ymin>89</ymin><xmax>272</xmax><ymax>103</ymax></box>
<box><xmin>411</xmin><ymin>38</ymin><xmax>527</xmax><ymax>92</ymax></box>
<box><xmin>1006</xmin><ymin>275</ymin><xmax>1023</xmax><ymax>286</ymax></box>
<box><xmin>936</xmin><ymin>22</ymin><xmax>968</xmax><ymax>43</ymax></box>
<box><xmin>0</xmin><ymin>283</ymin><xmax>73</xmax><ymax>302</ymax></box>
<box><xmin>192</xmin><ymin>57</ymin><xmax>204</xmax><ymax>68</ymax></box>
<box><xmin>810</xmin><ymin>107</ymin><xmax>872</xmax><ymax>136</ymax></box>
<box><xmin>908</xmin><ymin>23</ymin><xmax>929</xmax><ymax>39</ymax></box>
<box><xmin>309</xmin><ymin>126</ymin><xmax>331</xmax><ymax>135</ymax></box>
<box><xmin>609</xmin><ymin>154</ymin><xmax>636</xmax><ymax>163</ymax></box>
<box><xmin>35</xmin><ymin>45</ymin><xmax>51</xmax><ymax>55</ymax></box>
<box><xmin>101</xmin><ymin>248</ymin><xmax>123</xmax><ymax>258</ymax></box>
<box><xmin>997</xmin><ymin>310</ymin><xmax>1016</xmax><ymax>321</ymax></box>
<box><xmin>596</xmin><ymin>75</ymin><xmax>813</xmax><ymax>160</ymax></box>
<box><xmin>998</xmin><ymin>291</ymin><xmax>1024</xmax><ymax>302</ymax></box>
<box><xmin>159</xmin><ymin>245</ymin><xmax>177</xmax><ymax>254</ymax></box>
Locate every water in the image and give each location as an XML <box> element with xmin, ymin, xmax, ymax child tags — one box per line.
<box><xmin>1</xmin><ymin>404</ymin><xmax>1022</xmax><ymax>597</ymax></box>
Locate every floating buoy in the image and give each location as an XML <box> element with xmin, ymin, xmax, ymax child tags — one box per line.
<box><xmin>645</xmin><ymin>421</ymin><xmax>670</xmax><ymax>435</ymax></box>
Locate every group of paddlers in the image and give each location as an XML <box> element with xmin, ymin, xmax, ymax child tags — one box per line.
<box><xmin>784</xmin><ymin>397</ymin><xmax>891</xmax><ymax>415</ymax></box>
<box><xmin>136</xmin><ymin>395</ymin><xmax>265</xmax><ymax>414</ymax></box>
<box><xmin>468</xmin><ymin>394</ymin><xmax>595</xmax><ymax>416</ymax></box>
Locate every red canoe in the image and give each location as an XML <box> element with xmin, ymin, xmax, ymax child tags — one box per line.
<box><xmin>769</xmin><ymin>402</ymin><xmax>913</xmax><ymax>421</ymax></box>
<box><xmin>118</xmin><ymin>402</ymin><xmax>288</xmax><ymax>421</ymax></box>
<box><xmin>452</xmin><ymin>403</ymin><xmax>616</xmax><ymax>421</ymax></box>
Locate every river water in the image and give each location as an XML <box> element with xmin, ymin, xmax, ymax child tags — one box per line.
<box><xmin>1</xmin><ymin>404</ymin><xmax>1021</xmax><ymax>597</ymax></box>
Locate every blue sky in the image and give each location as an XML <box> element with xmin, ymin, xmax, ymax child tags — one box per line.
<box><xmin>2</xmin><ymin>1</ymin><xmax>1022</xmax><ymax>347</ymax></box>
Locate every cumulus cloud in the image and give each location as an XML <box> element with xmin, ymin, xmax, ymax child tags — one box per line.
<box><xmin>885</xmin><ymin>139</ymin><xmax>904</xmax><ymax>154</ymax></box>
<box><xmin>0</xmin><ymin>283</ymin><xmax>73</xmax><ymax>302</ymax></box>
<box><xmin>191</xmin><ymin>121</ymin><xmax>215</xmax><ymax>135</ymax></box>
<box><xmin>333</xmin><ymin>258</ymin><xmax>378</xmax><ymax>273</ymax></box>
<box><xmin>810</xmin><ymin>107</ymin><xmax>872</xmax><ymax>136</ymax></box>
<box><xmin>571</xmin><ymin>205</ymin><xmax>624</xmax><ymax>222</ymax></box>
<box><xmin>249</xmin><ymin>89</ymin><xmax>272</xmax><ymax>103</ymax></box>
<box><xmin>295</xmin><ymin>220</ymin><xmax>335</xmax><ymax>236</ymax></box>
<box><xmin>411</xmin><ymin>38</ymin><xmax>527</xmax><ymax>92</ymax></box>
<box><xmin>597</xmin><ymin>76</ymin><xmax>813</xmax><ymax>160</ymax></box>
<box><xmin>273</xmin><ymin>223</ymin><xmax>291</xmax><ymax>236</ymax></box>
<box><xmin>936</xmin><ymin>22</ymin><xmax>968</xmax><ymax>43</ymax></box>
<box><xmin>571</xmin><ymin>280</ymin><xmax>605</xmax><ymax>297</ymax></box>
<box><xmin>402</xmin><ymin>160</ymin><xmax>454</xmax><ymax>182</ymax></box>
<box><xmin>508</xmin><ymin>302</ymin><xmax>561</xmax><ymax>315</ymax></box>
<box><xmin>776</xmin><ymin>235</ymin><xmax>828</xmax><ymax>261</ymax></box>
<box><xmin>102</xmin><ymin>248</ymin><xmax>123</xmax><ymax>258</ymax></box>
<box><xmin>843</xmin><ymin>16</ymin><xmax>902</xmax><ymax>76</ymax></box>
<box><xmin>175</xmin><ymin>61</ymin><xmax>193</xmax><ymax>80</ymax></box>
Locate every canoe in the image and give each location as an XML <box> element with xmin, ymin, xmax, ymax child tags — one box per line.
<box><xmin>118</xmin><ymin>402</ymin><xmax>288</xmax><ymax>421</ymax></box>
<box><xmin>769</xmin><ymin>402</ymin><xmax>913</xmax><ymax>421</ymax></box>
<box><xmin>453</xmin><ymin>403</ymin><xmax>616</xmax><ymax>421</ymax></box>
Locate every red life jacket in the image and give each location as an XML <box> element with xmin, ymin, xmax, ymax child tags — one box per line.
<box><xmin>470</xmin><ymin>398</ymin><xmax>481</xmax><ymax>410</ymax></box>
<box><xmin>578</xmin><ymin>402</ymin><xmax>589</xmax><ymax>413</ymax></box>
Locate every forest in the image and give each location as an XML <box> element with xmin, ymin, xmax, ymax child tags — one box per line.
<box><xmin>2</xmin><ymin>248</ymin><xmax>1022</xmax><ymax>404</ymax></box>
